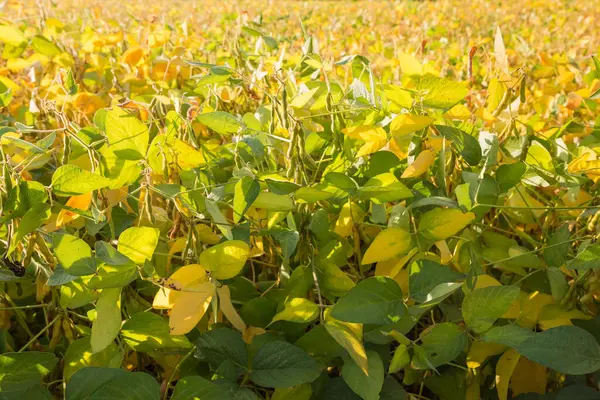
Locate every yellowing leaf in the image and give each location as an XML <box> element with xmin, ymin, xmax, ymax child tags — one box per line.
<box><xmin>466</xmin><ymin>341</ymin><xmax>506</xmax><ymax>369</ymax></box>
<box><xmin>401</xmin><ymin>150</ymin><xmax>436</xmax><ymax>178</ymax></box>
<box><xmin>324</xmin><ymin>314</ymin><xmax>368</xmax><ymax>376</ymax></box>
<box><xmin>199</xmin><ymin>240</ymin><xmax>250</xmax><ymax>280</ymax></box>
<box><xmin>390</xmin><ymin>114</ymin><xmax>434</xmax><ymax>136</ymax></box>
<box><xmin>217</xmin><ymin>285</ymin><xmax>246</xmax><ymax>332</ymax></box>
<box><xmin>118</xmin><ymin>227</ymin><xmax>159</xmax><ymax>265</ymax></box>
<box><xmin>271</xmin><ymin>298</ymin><xmax>319</xmax><ymax>324</ymax></box>
<box><xmin>169</xmin><ymin>281</ymin><xmax>214</xmax><ymax>335</ymax></box>
<box><xmin>362</xmin><ymin>227</ymin><xmax>413</xmax><ymax>265</ymax></box>
<box><xmin>334</xmin><ymin>202</ymin><xmax>365</xmax><ymax>237</ymax></box>
<box><xmin>91</xmin><ymin>288</ymin><xmax>122</xmax><ymax>354</ymax></box>
<box><xmin>253</xmin><ymin>192</ymin><xmax>294</xmax><ymax>211</ymax></box>
<box><xmin>56</xmin><ymin>192</ymin><xmax>92</xmax><ymax>227</ymax></box>
<box><xmin>495</xmin><ymin>348</ymin><xmax>520</xmax><ymax>400</ymax></box>
<box><xmin>342</xmin><ymin>125</ymin><xmax>387</xmax><ymax>157</ymax></box>
<box><xmin>418</xmin><ymin>208</ymin><xmax>475</xmax><ymax>241</ymax></box>
<box><xmin>195</xmin><ymin>224</ymin><xmax>221</xmax><ymax>245</ymax></box>
<box><xmin>510</xmin><ymin>357</ymin><xmax>546</xmax><ymax>396</ymax></box>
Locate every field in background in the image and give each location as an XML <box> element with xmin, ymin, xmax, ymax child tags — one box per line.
<box><xmin>1</xmin><ymin>0</ymin><xmax>600</xmax><ymax>399</ymax></box>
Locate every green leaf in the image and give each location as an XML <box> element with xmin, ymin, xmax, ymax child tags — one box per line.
<box><xmin>66</xmin><ymin>367</ymin><xmax>160</xmax><ymax>400</ymax></box>
<box><xmin>342</xmin><ymin>351</ymin><xmax>384</xmax><ymax>400</ymax></box>
<box><xmin>98</xmin><ymin>145</ymin><xmax>143</xmax><ymax>189</ymax></box>
<box><xmin>0</xmin><ymin>352</ymin><xmax>57</xmax><ymax>393</ymax></box>
<box><xmin>7</xmin><ymin>203</ymin><xmax>51</xmax><ymax>255</ymax></box>
<box><xmin>199</xmin><ymin>240</ymin><xmax>250</xmax><ymax>280</ymax></box>
<box><xmin>330</xmin><ymin>276</ymin><xmax>407</xmax><ymax>325</ymax></box>
<box><xmin>95</xmin><ymin>241</ymin><xmax>133</xmax><ymax>266</ymax></box>
<box><xmin>253</xmin><ymin>192</ymin><xmax>294</xmax><ymax>211</ymax></box>
<box><xmin>416</xmin><ymin>76</ymin><xmax>469</xmax><ymax>109</ymax></box>
<box><xmin>52</xmin><ymin>234</ymin><xmax>96</xmax><ymax>276</ymax></box>
<box><xmin>409</xmin><ymin>259</ymin><xmax>463</xmax><ymax>304</ymax></box>
<box><xmin>63</xmin><ymin>338</ymin><xmax>123</xmax><ymax>381</ymax></box>
<box><xmin>544</xmin><ymin>224</ymin><xmax>571</xmax><ymax>268</ymax></box>
<box><xmin>195</xmin><ymin>327</ymin><xmax>248</xmax><ymax>372</ymax></box>
<box><xmin>389</xmin><ymin>344</ymin><xmax>410</xmax><ymax>373</ymax></box>
<box><xmin>250</xmin><ymin>341</ymin><xmax>321</xmax><ymax>388</ymax></box>
<box><xmin>117</xmin><ymin>227</ymin><xmax>159</xmax><ymax>265</ymax></box>
<box><xmin>516</xmin><ymin>326</ymin><xmax>600</xmax><ymax>375</ymax></box>
<box><xmin>91</xmin><ymin>288</ymin><xmax>122</xmax><ymax>353</ymax></box>
<box><xmin>197</xmin><ymin>111</ymin><xmax>243</xmax><ymax>135</ymax></box>
<box><xmin>435</xmin><ymin>125</ymin><xmax>481</xmax><ymax>166</ymax></box>
<box><xmin>418</xmin><ymin>208</ymin><xmax>475</xmax><ymax>241</ymax></box>
<box><xmin>479</xmin><ymin>324</ymin><xmax>535</xmax><ymax>348</ymax></box>
<box><xmin>568</xmin><ymin>242</ymin><xmax>600</xmax><ymax>270</ymax></box>
<box><xmin>233</xmin><ymin>177</ymin><xmax>260</xmax><ymax>223</ymax></box>
<box><xmin>496</xmin><ymin>162</ymin><xmax>526</xmax><ymax>193</ymax></box>
<box><xmin>121</xmin><ymin>312</ymin><xmax>192</xmax><ymax>352</ymax></box>
<box><xmin>412</xmin><ymin>323</ymin><xmax>467</xmax><ymax>369</ymax></box>
<box><xmin>105</xmin><ymin>107</ymin><xmax>149</xmax><ymax>160</ymax></box>
<box><xmin>171</xmin><ymin>376</ymin><xmax>232</xmax><ymax>400</ymax></box>
<box><xmin>270</xmin><ymin>229</ymin><xmax>300</xmax><ymax>262</ymax></box>
<box><xmin>462</xmin><ymin>285</ymin><xmax>520</xmax><ymax>333</ymax></box>
<box><xmin>271</xmin><ymin>298</ymin><xmax>319</xmax><ymax>324</ymax></box>
<box><xmin>51</xmin><ymin>164</ymin><xmax>110</xmax><ymax>196</ymax></box>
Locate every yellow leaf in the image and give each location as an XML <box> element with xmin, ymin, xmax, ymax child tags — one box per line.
<box><xmin>334</xmin><ymin>202</ymin><xmax>365</xmax><ymax>237</ymax></box>
<box><xmin>342</xmin><ymin>125</ymin><xmax>387</xmax><ymax>157</ymax></box>
<box><xmin>473</xmin><ymin>274</ymin><xmax>501</xmax><ymax>289</ymax></box>
<box><xmin>217</xmin><ymin>285</ymin><xmax>246</xmax><ymax>332</ymax></box>
<box><xmin>169</xmin><ymin>281</ymin><xmax>214</xmax><ymax>335</ymax></box>
<box><xmin>397</xmin><ymin>52</ymin><xmax>423</xmax><ymax>76</ymax></box>
<box><xmin>375</xmin><ymin>248</ymin><xmax>418</xmax><ymax>278</ymax></box>
<box><xmin>271</xmin><ymin>298</ymin><xmax>319</xmax><ymax>324</ymax></box>
<box><xmin>195</xmin><ymin>224</ymin><xmax>221</xmax><ymax>245</ymax></box>
<box><xmin>122</xmin><ymin>46</ymin><xmax>144</xmax><ymax>66</ymax></box>
<box><xmin>495</xmin><ymin>348</ymin><xmax>520</xmax><ymax>400</ymax></box>
<box><xmin>199</xmin><ymin>240</ymin><xmax>250</xmax><ymax>280</ymax></box>
<box><xmin>434</xmin><ymin>240</ymin><xmax>452</xmax><ymax>265</ymax></box>
<box><xmin>467</xmin><ymin>341</ymin><xmax>506</xmax><ymax>369</ymax></box>
<box><xmin>71</xmin><ymin>92</ymin><xmax>105</xmax><ymax>115</ymax></box>
<box><xmin>390</xmin><ymin>114</ymin><xmax>434</xmax><ymax>136</ymax></box>
<box><xmin>324</xmin><ymin>313</ymin><xmax>368</xmax><ymax>376</ymax></box>
<box><xmin>56</xmin><ymin>192</ymin><xmax>92</xmax><ymax>227</ymax></box>
<box><xmin>393</xmin><ymin>268</ymin><xmax>410</xmax><ymax>297</ymax></box>
<box><xmin>362</xmin><ymin>227</ymin><xmax>413</xmax><ymax>265</ymax></box>
<box><xmin>401</xmin><ymin>150</ymin><xmax>436</xmax><ymax>178</ymax></box>
<box><xmin>514</xmin><ymin>291</ymin><xmax>554</xmax><ymax>328</ymax></box>
<box><xmin>243</xmin><ymin>326</ymin><xmax>266</xmax><ymax>344</ymax></box>
<box><xmin>152</xmin><ymin>264</ymin><xmax>208</xmax><ymax>309</ymax></box>
<box><xmin>166</xmin><ymin>237</ymin><xmax>187</xmax><ymax>275</ymax></box>
<box><xmin>510</xmin><ymin>357</ymin><xmax>546</xmax><ymax>396</ymax></box>
<box><xmin>537</xmin><ymin>304</ymin><xmax>591</xmax><ymax>330</ymax></box>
